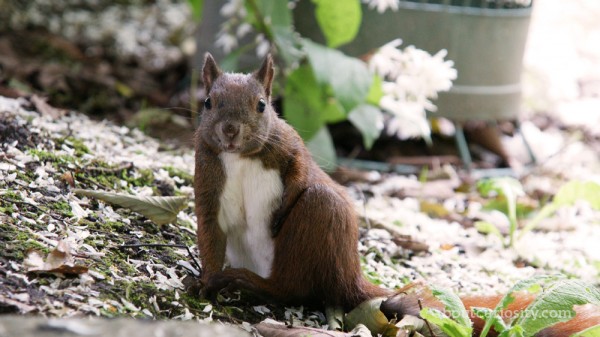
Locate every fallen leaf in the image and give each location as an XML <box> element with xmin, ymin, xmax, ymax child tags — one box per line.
<box><xmin>344</xmin><ymin>297</ymin><xmax>395</xmax><ymax>335</ymax></box>
<box><xmin>61</xmin><ymin>172</ymin><xmax>75</xmax><ymax>187</ymax></box>
<box><xmin>392</xmin><ymin>235</ymin><xmax>429</xmax><ymax>254</ymax></box>
<box><xmin>73</xmin><ymin>188</ymin><xmax>188</xmax><ymax>225</ymax></box>
<box><xmin>419</xmin><ymin>200</ymin><xmax>450</xmax><ymax>218</ymax></box>
<box><xmin>24</xmin><ymin>240</ymin><xmax>88</xmax><ymax>276</ymax></box>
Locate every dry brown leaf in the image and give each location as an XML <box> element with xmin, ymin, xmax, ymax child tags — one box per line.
<box><xmin>392</xmin><ymin>235</ymin><xmax>429</xmax><ymax>254</ymax></box>
<box><xmin>24</xmin><ymin>240</ymin><xmax>88</xmax><ymax>276</ymax></box>
<box><xmin>60</xmin><ymin>172</ymin><xmax>75</xmax><ymax>187</ymax></box>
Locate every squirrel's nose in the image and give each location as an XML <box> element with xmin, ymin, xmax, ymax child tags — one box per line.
<box><xmin>222</xmin><ymin>123</ymin><xmax>240</xmax><ymax>139</ymax></box>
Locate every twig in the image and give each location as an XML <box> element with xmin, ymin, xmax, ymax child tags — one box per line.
<box><xmin>418</xmin><ymin>299</ymin><xmax>437</xmax><ymax>337</ymax></box>
<box><xmin>118</xmin><ymin>243</ymin><xmax>202</xmax><ymax>276</ymax></box>
<box><xmin>84</xmin><ymin>162</ymin><xmax>133</xmax><ymax>173</ymax></box>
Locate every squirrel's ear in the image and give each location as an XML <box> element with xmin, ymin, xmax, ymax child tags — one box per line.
<box><xmin>202</xmin><ymin>53</ymin><xmax>222</xmax><ymax>93</ymax></box>
<box><xmin>254</xmin><ymin>54</ymin><xmax>274</xmax><ymax>98</ymax></box>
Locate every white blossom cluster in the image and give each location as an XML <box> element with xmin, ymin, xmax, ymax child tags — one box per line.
<box><xmin>216</xmin><ymin>0</ymin><xmax>270</xmax><ymax>57</ymax></box>
<box><xmin>363</xmin><ymin>0</ymin><xmax>400</xmax><ymax>13</ymax></box>
<box><xmin>9</xmin><ymin>0</ymin><xmax>194</xmax><ymax>71</ymax></box>
<box><xmin>368</xmin><ymin>39</ymin><xmax>457</xmax><ymax>139</ymax></box>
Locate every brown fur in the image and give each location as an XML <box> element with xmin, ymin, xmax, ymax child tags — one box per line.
<box><xmin>194</xmin><ymin>54</ymin><xmax>600</xmax><ymax>332</ymax></box>
<box><xmin>194</xmin><ymin>53</ymin><xmax>388</xmax><ymax>310</ymax></box>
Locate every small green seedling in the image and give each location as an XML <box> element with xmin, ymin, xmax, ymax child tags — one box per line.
<box><xmin>476</xmin><ymin>178</ymin><xmax>600</xmax><ymax>248</ymax></box>
<box><xmin>477</xmin><ymin>177</ymin><xmax>525</xmax><ymax>247</ymax></box>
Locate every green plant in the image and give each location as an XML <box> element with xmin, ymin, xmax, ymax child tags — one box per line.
<box><xmin>420</xmin><ymin>276</ymin><xmax>600</xmax><ymax>337</ymax></box>
<box><xmin>189</xmin><ymin>0</ymin><xmax>456</xmax><ymax>169</ymax></box>
<box><xmin>477</xmin><ymin>177</ymin><xmax>525</xmax><ymax>247</ymax></box>
<box><xmin>420</xmin><ymin>287</ymin><xmax>473</xmax><ymax>337</ymax></box>
<box><xmin>476</xmin><ymin>178</ymin><xmax>600</xmax><ymax>248</ymax></box>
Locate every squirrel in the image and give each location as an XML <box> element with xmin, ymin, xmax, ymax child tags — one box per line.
<box><xmin>193</xmin><ymin>53</ymin><xmax>600</xmax><ymax>336</ymax></box>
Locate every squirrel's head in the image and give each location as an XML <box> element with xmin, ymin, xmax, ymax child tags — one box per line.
<box><xmin>199</xmin><ymin>53</ymin><xmax>276</xmax><ymax>155</ymax></box>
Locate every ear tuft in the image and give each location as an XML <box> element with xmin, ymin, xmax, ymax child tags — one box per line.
<box><xmin>254</xmin><ymin>54</ymin><xmax>275</xmax><ymax>98</ymax></box>
<box><xmin>202</xmin><ymin>53</ymin><xmax>222</xmax><ymax>93</ymax></box>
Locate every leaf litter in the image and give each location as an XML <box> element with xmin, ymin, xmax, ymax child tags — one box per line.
<box><xmin>0</xmin><ymin>93</ymin><xmax>599</xmax><ymax>336</ymax></box>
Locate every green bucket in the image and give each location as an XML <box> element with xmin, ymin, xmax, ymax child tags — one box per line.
<box><xmin>294</xmin><ymin>0</ymin><xmax>533</xmax><ymax>122</ymax></box>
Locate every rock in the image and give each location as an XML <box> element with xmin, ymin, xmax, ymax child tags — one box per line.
<box><xmin>0</xmin><ymin>315</ymin><xmax>250</xmax><ymax>337</ymax></box>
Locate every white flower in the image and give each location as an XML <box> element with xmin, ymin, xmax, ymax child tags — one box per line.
<box><xmin>368</xmin><ymin>39</ymin><xmax>456</xmax><ymax>139</ymax></box>
<box><xmin>215</xmin><ymin>32</ymin><xmax>238</xmax><ymax>54</ymax></box>
<box><xmin>363</xmin><ymin>0</ymin><xmax>400</xmax><ymax>13</ymax></box>
<box><xmin>236</xmin><ymin>22</ymin><xmax>253</xmax><ymax>38</ymax></box>
<box><xmin>255</xmin><ymin>34</ymin><xmax>271</xmax><ymax>58</ymax></box>
<box><xmin>220</xmin><ymin>0</ymin><xmax>246</xmax><ymax>18</ymax></box>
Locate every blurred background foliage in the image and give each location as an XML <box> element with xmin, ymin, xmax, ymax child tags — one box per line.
<box><xmin>0</xmin><ymin>0</ymin><xmax>532</xmax><ymax>169</ymax></box>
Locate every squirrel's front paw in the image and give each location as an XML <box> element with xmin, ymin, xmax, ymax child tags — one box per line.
<box><xmin>202</xmin><ymin>270</ymin><xmax>238</xmax><ymax>301</ymax></box>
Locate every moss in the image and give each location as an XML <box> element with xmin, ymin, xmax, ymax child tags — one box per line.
<box><xmin>180</xmin><ymin>292</ymin><xmax>211</xmax><ymax>312</ymax></box>
<box><xmin>162</xmin><ymin>166</ymin><xmax>194</xmax><ymax>186</ymax></box>
<box><xmin>48</xmin><ymin>200</ymin><xmax>74</xmax><ymax>217</ymax></box>
<box><xmin>65</xmin><ymin>137</ymin><xmax>91</xmax><ymax>155</ymax></box>
<box><xmin>27</xmin><ymin>149</ymin><xmax>77</xmax><ymax>166</ymax></box>
<box><xmin>124</xmin><ymin>168</ymin><xmax>154</xmax><ymax>187</ymax></box>
<box><xmin>3</xmin><ymin>190</ymin><xmax>22</xmax><ymax>201</ymax></box>
<box><xmin>53</xmin><ymin>136</ymin><xmax>91</xmax><ymax>157</ymax></box>
<box><xmin>15</xmin><ymin>170</ymin><xmax>34</xmax><ymax>183</ymax></box>
<box><xmin>0</xmin><ymin>202</ymin><xmax>15</xmax><ymax>214</ymax></box>
<box><xmin>0</xmin><ymin>222</ymin><xmax>47</xmax><ymax>260</ymax></box>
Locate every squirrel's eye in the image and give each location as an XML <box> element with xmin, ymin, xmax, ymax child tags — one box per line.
<box><xmin>204</xmin><ymin>97</ymin><xmax>212</xmax><ymax>110</ymax></box>
<box><xmin>257</xmin><ymin>98</ymin><xmax>266</xmax><ymax>113</ymax></box>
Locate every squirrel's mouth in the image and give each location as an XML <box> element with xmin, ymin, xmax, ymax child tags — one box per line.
<box><xmin>222</xmin><ymin>143</ymin><xmax>240</xmax><ymax>153</ymax></box>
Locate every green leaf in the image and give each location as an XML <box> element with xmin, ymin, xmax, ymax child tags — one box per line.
<box><xmin>477</xmin><ymin>177</ymin><xmax>525</xmax><ymax>247</ymax></box>
<box><xmin>306</xmin><ymin>126</ymin><xmax>336</xmax><ymax>172</ymax></box>
<box><xmin>348</xmin><ymin>104</ymin><xmax>383</xmax><ymax>149</ymax></box>
<box><xmin>321</xmin><ymin>96</ymin><xmax>346</xmax><ymax>123</ymax></box>
<box><xmin>515</xmin><ymin>279</ymin><xmax>600</xmax><ymax>336</ymax></box>
<box><xmin>312</xmin><ymin>0</ymin><xmax>361</xmax><ymax>48</ymax></box>
<box><xmin>430</xmin><ymin>287</ymin><xmax>472</xmax><ymax>328</ymax></box>
<box><xmin>303</xmin><ymin>39</ymin><xmax>372</xmax><ymax>112</ymax></box>
<box><xmin>472</xmin><ymin>307</ymin><xmax>509</xmax><ymax>334</ymax></box>
<box><xmin>344</xmin><ymin>297</ymin><xmax>392</xmax><ymax>335</ymax></box>
<box><xmin>519</xmin><ymin>203</ymin><xmax>559</xmax><ymax>238</ymax></box>
<box><xmin>553</xmin><ymin>180</ymin><xmax>600</xmax><ymax>209</ymax></box>
<box><xmin>478</xmin><ymin>275</ymin><xmax>556</xmax><ymax>337</ymax></box>
<box><xmin>570</xmin><ymin>325</ymin><xmax>600</xmax><ymax>337</ymax></box>
<box><xmin>477</xmin><ymin>177</ymin><xmax>525</xmax><ymax>199</ymax></box>
<box><xmin>366</xmin><ymin>75</ymin><xmax>384</xmax><ymax>105</ymax></box>
<box><xmin>272</xmin><ymin>26</ymin><xmax>303</xmax><ymax>66</ymax></box>
<box><xmin>521</xmin><ymin>180</ymin><xmax>600</xmax><ymax>238</ymax></box>
<box><xmin>187</xmin><ymin>0</ymin><xmax>204</xmax><ymax>21</ymax></box>
<box><xmin>498</xmin><ymin>325</ymin><xmax>525</xmax><ymax>337</ymax></box>
<box><xmin>255</xmin><ymin>0</ymin><xmax>292</xmax><ymax>28</ymax></box>
<box><xmin>283</xmin><ymin>64</ymin><xmax>327</xmax><ymax>140</ymax></box>
<box><xmin>73</xmin><ymin>189</ymin><xmax>188</xmax><ymax>225</ymax></box>
<box><xmin>474</xmin><ymin>221</ymin><xmax>504</xmax><ymax>241</ymax></box>
<box><xmin>420</xmin><ymin>308</ymin><xmax>473</xmax><ymax>337</ymax></box>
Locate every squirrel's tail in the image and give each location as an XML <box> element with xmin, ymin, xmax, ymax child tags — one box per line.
<box><xmin>379</xmin><ymin>283</ymin><xmax>600</xmax><ymax>337</ymax></box>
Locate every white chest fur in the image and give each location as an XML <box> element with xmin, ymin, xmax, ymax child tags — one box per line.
<box><xmin>217</xmin><ymin>153</ymin><xmax>283</xmax><ymax>279</ymax></box>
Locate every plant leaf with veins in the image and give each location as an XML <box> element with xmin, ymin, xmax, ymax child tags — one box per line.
<box><xmin>73</xmin><ymin>189</ymin><xmax>188</xmax><ymax>225</ymax></box>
